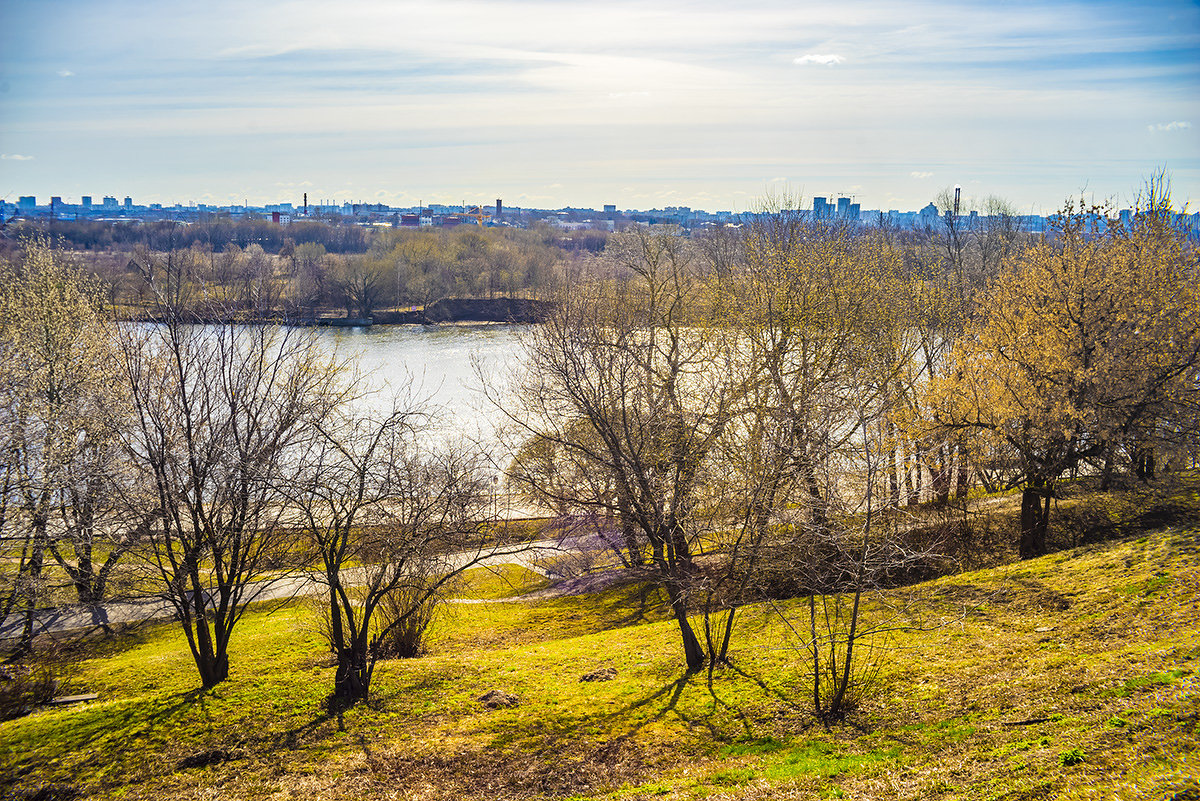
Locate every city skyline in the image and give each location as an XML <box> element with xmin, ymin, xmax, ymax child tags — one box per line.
<box><xmin>2</xmin><ymin>0</ymin><xmax>1197</xmax><ymax>213</ymax></box>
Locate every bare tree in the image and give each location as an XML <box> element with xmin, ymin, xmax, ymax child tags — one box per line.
<box><xmin>503</xmin><ymin>227</ymin><xmax>743</xmax><ymax>671</ymax></box>
<box><xmin>696</xmin><ymin>215</ymin><xmax>924</xmax><ymax>668</ymax></box>
<box><xmin>291</xmin><ymin>242</ymin><xmax>328</xmax><ymax>319</ymax></box>
<box><xmin>332</xmin><ymin>254</ymin><xmax>387</xmax><ymax>319</ymax></box>
<box><xmin>115</xmin><ymin>316</ymin><xmax>345</xmax><ymax>687</ymax></box>
<box><xmin>769</xmin><ymin>416</ymin><xmax>934</xmax><ymax>722</ymax></box>
<box><xmin>293</xmin><ymin>404</ymin><xmax>508</xmax><ymax>706</ymax></box>
<box><xmin>975</xmin><ymin>195</ymin><xmax>1023</xmax><ymax>277</ymax></box>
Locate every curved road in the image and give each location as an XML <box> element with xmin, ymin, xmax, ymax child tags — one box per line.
<box><xmin>0</xmin><ymin>538</ymin><xmax>576</xmax><ymax>641</ymax></box>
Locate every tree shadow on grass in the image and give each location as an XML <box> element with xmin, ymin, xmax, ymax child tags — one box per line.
<box><xmin>2</xmin><ymin>686</ymin><xmax>213</xmax><ymax>793</ymax></box>
<box><xmin>589</xmin><ymin>582</ymin><xmax>673</xmax><ymax>630</ymax></box>
<box><xmin>478</xmin><ymin>659</ymin><xmax>800</xmax><ymax>756</ymax></box>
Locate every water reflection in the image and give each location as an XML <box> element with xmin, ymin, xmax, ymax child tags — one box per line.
<box><xmin>309</xmin><ymin>323</ymin><xmax>527</xmax><ymax>459</ymax></box>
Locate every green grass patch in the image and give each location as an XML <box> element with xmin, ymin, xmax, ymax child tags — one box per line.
<box><xmin>451</xmin><ymin>564</ymin><xmax>552</xmax><ymax>600</ymax></box>
<box><xmin>3</xmin><ymin>483</ymin><xmax>1199</xmax><ymax>801</ymax></box>
<box><xmin>1116</xmin><ymin>571</ymin><xmax>1173</xmax><ymax>596</ymax></box>
<box><xmin>1101</xmin><ymin>668</ymin><xmax>1190</xmax><ymax>697</ymax></box>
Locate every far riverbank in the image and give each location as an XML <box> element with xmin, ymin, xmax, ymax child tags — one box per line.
<box><xmin>122</xmin><ymin>297</ymin><xmax>557</xmax><ymax>327</ymax></box>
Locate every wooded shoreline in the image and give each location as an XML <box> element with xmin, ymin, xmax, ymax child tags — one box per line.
<box><xmin>121</xmin><ymin>296</ymin><xmax>558</xmax><ymax>326</ymax></box>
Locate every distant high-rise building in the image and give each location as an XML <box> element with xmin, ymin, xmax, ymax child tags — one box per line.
<box><xmin>123</xmin><ymin>196</ymin><xmax>133</xmax><ymax>209</ymax></box>
<box><xmin>496</xmin><ymin>198</ymin><xmax>503</xmax><ymax>218</ymax></box>
<box><xmin>836</xmin><ymin>197</ymin><xmax>851</xmax><ymax>217</ymax></box>
<box><xmin>813</xmin><ymin>197</ymin><xmax>828</xmax><ymax>218</ymax></box>
<box><xmin>81</xmin><ymin>196</ymin><xmax>92</xmax><ymax>208</ymax></box>
<box><xmin>102</xmin><ymin>196</ymin><xmax>118</xmax><ymax>208</ymax></box>
<box><xmin>848</xmin><ymin>203</ymin><xmax>860</xmax><ymax>220</ymax></box>
<box><xmin>50</xmin><ymin>196</ymin><xmax>62</xmax><ymax>208</ymax></box>
<box><xmin>17</xmin><ymin>196</ymin><xmax>36</xmax><ymax>210</ymax></box>
<box><xmin>603</xmin><ymin>204</ymin><xmax>617</xmax><ymax>214</ymax></box>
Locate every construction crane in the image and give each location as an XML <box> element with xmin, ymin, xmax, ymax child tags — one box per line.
<box><xmin>463</xmin><ymin>204</ymin><xmax>492</xmax><ymax>226</ymax></box>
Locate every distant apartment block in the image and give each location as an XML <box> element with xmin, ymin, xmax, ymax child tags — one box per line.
<box><xmin>811</xmin><ymin>196</ymin><xmax>858</xmax><ymax>220</ymax></box>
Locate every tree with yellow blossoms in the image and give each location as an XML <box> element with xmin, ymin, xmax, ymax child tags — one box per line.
<box><xmin>925</xmin><ymin>187</ymin><xmax>1199</xmax><ymax>558</ymax></box>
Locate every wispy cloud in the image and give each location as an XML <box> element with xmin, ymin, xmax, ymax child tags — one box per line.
<box><xmin>793</xmin><ymin>54</ymin><xmax>844</xmax><ymax>66</ymax></box>
<box><xmin>1148</xmin><ymin>121</ymin><xmax>1190</xmax><ymax>132</ymax></box>
<box><xmin>1</xmin><ymin>0</ymin><xmax>1197</xmax><ymax>210</ymax></box>
<box><xmin>1</xmin><ymin>154</ymin><xmax>34</xmax><ymax>161</ymax></box>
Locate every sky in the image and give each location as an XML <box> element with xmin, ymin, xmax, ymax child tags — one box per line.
<box><xmin>1</xmin><ymin>0</ymin><xmax>1197</xmax><ymax>213</ymax></box>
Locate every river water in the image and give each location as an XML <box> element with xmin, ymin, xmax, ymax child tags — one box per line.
<box><xmin>308</xmin><ymin>323</ymin><xmax>528</xmax><ymax>461</ymax></box>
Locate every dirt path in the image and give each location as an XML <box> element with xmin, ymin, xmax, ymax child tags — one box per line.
<box><xmin>0</xmin><ymin>539</ymin><xmax>577</xmax><ymax>641</ymax></box>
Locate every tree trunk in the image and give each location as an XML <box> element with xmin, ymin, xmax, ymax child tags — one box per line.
<box><xmin>716</xmin><ymin>606</ymin><xmax>737</xmax><ymax>664</ymax></box>
<box><xmin>666</xmin><ymin>579</ymin><xmax>705</xmax><ymax>671</ymax></box>
<box><xmin>1135</xmin><ymin>446</ymin><xmax>1156</xmax><ymax>482</ymax></box>
<box><xmin>197</xmin><ymin>649</ymin><xmax>229</xmax><ymax>689</ymax></box>
<box><xmin>617</xmin><ymin>492</ymin><xmax>642</xmax><ymax>567</ymax></box>
<box><xmin>887</xmin><ymin>421</ymin><xmax>901</xmax><ymax>508</ymax></box>
<box><xmin>933</xmin><ymin>443</ymin><xmax>952</xmax><ymax>506</ymax></box>
<box><xmin>954</xmin><ymin>439</ymin><xmax>970</xmax><ymax>502</ymax></box>
<box><xmin>904</xmin><ymin>448</ymin><xmax>917</xmax><ymax>506</ymax></box>
<box><xmin>1019</xmin><ymin>483</ymin><xmax>1051</xmax><ymax>559</ymax></box>
<box><xmin>331</xmin><ymin>648</ymin><xmax>372</xmax><ymax>707</ymax></box>
<box><xmin>975</xmin><ymin>466</ymin><xmax>997</xmax><ymax>494</ymax></box>
<box><xmin>800</xmin><ymin>453</ymin><xmax>829</xmax><ymax>529</ymax></box>
<box><xmin>189</xmin><ymin>587</ymin><xmax>229</xmax><ymax>689</ymax></box>
<box><xmin>888</xmin><ymin>449</ymin><xmax>900</xmax><ymax>508</ymax></box>
<box><xmin>809</xmin><ymin>593</ymin><xmax>821</xmax><ymax>718</ymax></box>
<box><xmin>911</xmin><ymin>445</ymin><xmax>924</xmax><ymax>506</ymax></box>
<box><xmin>1099</xmin><ymin>445</ymin><xmax>1115</xmax><ymax>491</ymax></box>
<box><xmin>16</xmin><ymin>522</ymin><xmax>49</xmax><ymax>657</ymax></box>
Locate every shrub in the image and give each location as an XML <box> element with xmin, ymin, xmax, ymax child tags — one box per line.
<box><xmin>373</xmin><ymin>577</ymin><xmax>447</xmax><ymax>659</ymax></box>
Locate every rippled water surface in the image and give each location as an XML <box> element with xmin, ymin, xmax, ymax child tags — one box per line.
<box><xmin>309</xmin><ymin>323</ymin><xmax>528</xmax><ymax>456</ymax></box>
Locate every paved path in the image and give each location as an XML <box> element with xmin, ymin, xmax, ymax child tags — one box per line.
<box><xmin>0</xmin><ymin>538</ymin><xmax>577</xmax><ymax>641</ymax></box>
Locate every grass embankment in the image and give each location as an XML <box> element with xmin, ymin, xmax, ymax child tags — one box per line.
<box><xmin>1</xmin><ymin>496</ymin><xmax>1198</xmax><ymax>800</ymax></box>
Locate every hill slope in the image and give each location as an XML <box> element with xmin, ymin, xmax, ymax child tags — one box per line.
<box><xmin>1</xmin><ymin>522</ymin><xmax>1197</xmax><ymax>801</ymax></box>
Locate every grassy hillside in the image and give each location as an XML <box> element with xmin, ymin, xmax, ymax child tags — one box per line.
<box><xmin>2</xmin><ymin>507</ymin><xmax>1197</xmax><ymax>800</ymax></box>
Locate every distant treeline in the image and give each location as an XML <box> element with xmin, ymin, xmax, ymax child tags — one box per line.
<box><xmin>6</xmin><ymin>196</ymin><xmax>1028</xmax><ymax>324</ymax></box>
<box><xmin>14</xmin><ymin>224</ymin><xmax>592</xmax><ymax>320</ymax></box>
<box><xmin>12</xmin><ymin>216</ymin><xmax>611</xmax><ymax>255</ymax></box>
